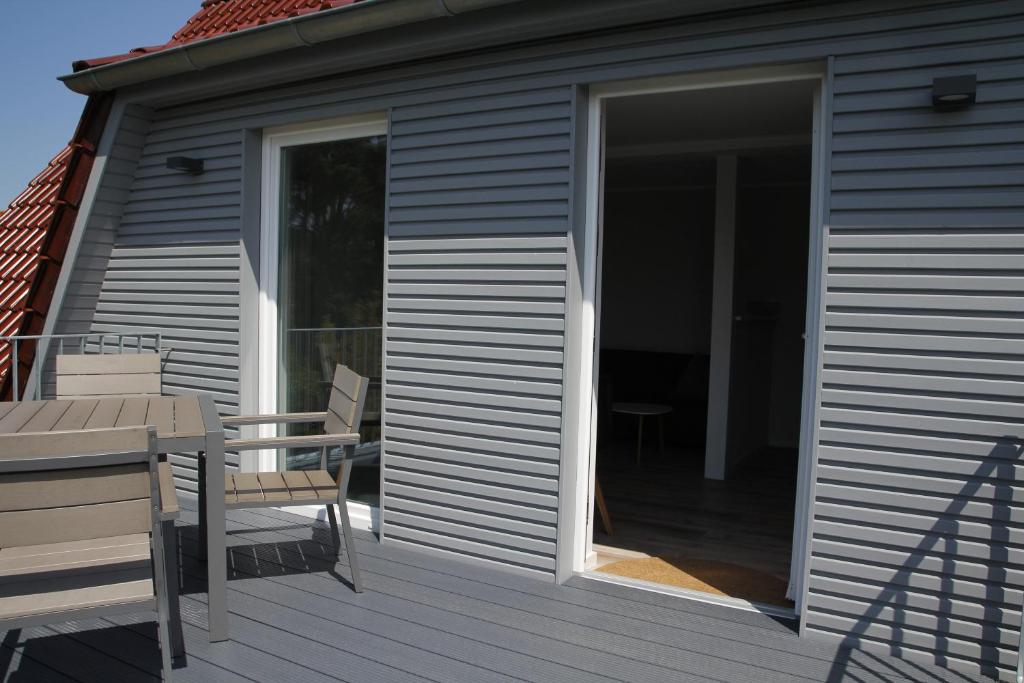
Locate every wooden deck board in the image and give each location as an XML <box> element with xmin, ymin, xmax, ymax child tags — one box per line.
<box><xmin>0</xmin><ymin>505</ymin><xmax>980</xmax><ymax>683</ymax></box>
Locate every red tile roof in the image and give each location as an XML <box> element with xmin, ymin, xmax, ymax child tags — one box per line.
<box><xmin>75</xmin><ymin>0</ymin><xmax>361</xmax><ymax>71</ymax></box>
<box><xmin>0</xmin><ymin>95</ymin><xmax>112</xmax><ymax>399</ymax></box>
<box><xmin>4</xmin><ymin>1</ymin><xmax>362</xmax><ymax>396</ymax></box>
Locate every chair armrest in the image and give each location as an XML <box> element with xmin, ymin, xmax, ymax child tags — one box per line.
<box><xmin>221</xmin><ymin>412</ymin><xmax>328</xmax><ymax>426</ymax></box>
<box><xmin>224</xmin><ymin>432</ymin><xmax>361</xmax><ymax>452</ymax></box>
<box><xmin>158</xmin><ymin>461</ymin><xmax>180</xmax><ymax>521</ymax></box>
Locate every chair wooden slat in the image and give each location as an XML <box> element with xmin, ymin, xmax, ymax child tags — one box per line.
<box><xmin>257</xmin><ymin>472</ymin><xmax>291</xmax><ymax>502</ymax></box>
<box><xmin>224</xmin><ymin>476</ymin><xmax>237</xmax><ymax>505</ymax></box>
<box><xmin>56</xmin><ymin>353</ymin><xmax>161</xmax><ymax>400</ymax></box>
<box><xmin>56</xmin><ymin>353</ymin><xmax>160</xmax><ymax>376</ymax></box>
<box><xmin>0</xmin><ymin>534</ymin><xmax>150</xmax><ymax>579</ymax></box>
<box><xmin>0</xmin><ymin>499</ymin><xmax>152</xmax><ymax>549</ymax></box>
<box><xmin>0</xmin><ymin>402</ymin><xmax>18</xmax><ymax>420</ymax></box>
<box><xmin>232</xmin><ymin>473</ymin><xmax>264</xmax><ymax>503</ymax></box>
<box><xmin>0</xmin><ymin>464</ymin><xmax>149</xmax><ymax>512</ymax></box>
<box><xmin>281</xmin><ymin>471</ymin><xmax>317</xmax><ymax>501</ymax></box>
<box><xmin>0</xmin><ymin>425</ymin><xmax>151</xmax><ymax>464</ymax></box>
<box><xmin>306</xmin><ymin>470</ymin><xmax>338</xmax><ymax>499</ymax></box>
<box><xmin>0</xmin><ymin>573</ymin><xmax>154</xmax><ymax>622</ymax></box>
<box><xmin>225</xmin><ymin>433</ymin><xmax>359</xmax><ymax>451</ymax></box>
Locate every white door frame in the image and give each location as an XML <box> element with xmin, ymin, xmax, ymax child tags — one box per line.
<box><xmin>569</xmin><ymin>63</ymin><xmax>829</xmax><ymax>617</ymax></box>
<box><xmin>258</xmin><ymin>112</ymin><xmax>387</xmax><ymax>530</ymax></box>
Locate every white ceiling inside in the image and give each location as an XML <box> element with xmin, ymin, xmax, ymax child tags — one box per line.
<box><xmin>604</xmin><ymin>79</ymin><xmax>816</xmax><ymax>155</ymax></box>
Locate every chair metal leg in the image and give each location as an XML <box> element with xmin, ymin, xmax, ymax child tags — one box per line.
<box><xmin>336</xmin><ymin>498</ymin><xmax>363</xmax><ymax>593</ymax></box>
<box><xmin>325</xmin><ymin>503</ymin><xmax>341</xmax><ymax>555</ymax></box>
<box><xmin>161</xmin><ymin>520</ymin><xmax>185</xmax><ymax>658</ymax></box>
<box><xmin>151</xmin><ymin>517</ymin><xmax>175</xmax><ymax>681</ymax></box>
<box><xmin>636</xmin><ymin>415</ymin><xmax>644</xmax><ymax>465</ymax></box>
<box><xmin>157</xmin><ymin>602</ymin><xmax>175</xmax><ymax>682</ymax></box>
<box><xmin>659</xmin><ymin>414</ymin><xmax>665</xmax><ymax>457</ymax></box>
<box><xmin>336</xmin><ymin>456</ymin><xmax>363</xmax><ymax>592</ymax></box>
<box><xmin>197</xmin><ymin>451</ymin><xmax>207</xmax><ymax>560</ymax></box>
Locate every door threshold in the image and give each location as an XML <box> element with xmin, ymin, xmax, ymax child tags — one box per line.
<box><xmin>579</xmin><ymin>569</ymin><xmax>798</xmax><ymax>620</ymax></box>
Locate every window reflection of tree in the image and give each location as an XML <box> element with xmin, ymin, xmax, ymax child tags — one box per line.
<box><xmin>278</xmin><ymin>136</ymin><xmax>386</xmax><ymax>504</ymax></box>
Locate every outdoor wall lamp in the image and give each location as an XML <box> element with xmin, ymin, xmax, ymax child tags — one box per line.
<box><xmin>166</xmin><ymin>156</ymin><xmax>205</xmax><ymax>175</ymax></box>
<box><xmin>932</xmin><ymin>74</ymin><xmax>976</xmax><ymax>110</ymax></box>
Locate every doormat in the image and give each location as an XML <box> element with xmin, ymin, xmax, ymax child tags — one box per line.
<box><xmin>597</xmin><ymin>556</ymin><xmax>793</xmax><ymax>607</ymax></box>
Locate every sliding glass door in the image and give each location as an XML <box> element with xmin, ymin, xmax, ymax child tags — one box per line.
<box><xmin>263</xmin><ymin>117</ymin><xmax>387</xmax><ymax>507</ymax></box>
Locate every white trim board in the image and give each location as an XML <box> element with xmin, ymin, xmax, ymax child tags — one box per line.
<box><xmin>274</xmin><ymin>500</ymin><xmax>378</xmax><ymax>532</ymax></box>
<box><xmin>566</xmin><ymin>62</ymin><xmax>827</xmax><ymax>621</ymax></box>
<box><xmin>257</xmin><ymin>112</ymin><xmax>387</xmax><ymax>530</ymax></box>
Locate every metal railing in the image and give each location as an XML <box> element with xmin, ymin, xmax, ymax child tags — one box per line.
<box><xmin>283</xmin><ymin>325</ymin><xmax>382</xmax><ymax>409</ymax></box>
<box><xmin>280</xmin><ymin>325</ymin><xmax>383</xmax><ymax>475</ymax></box>
<box><xmin>0</xmin><ymin>331</ymin><xmax>163</xmax><ymax>401</ymax></box>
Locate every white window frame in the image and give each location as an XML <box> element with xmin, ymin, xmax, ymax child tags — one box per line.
<box><xmin>568</xmin><ymin>63</ymin><xmax>829</xmax><ymax>618</ymax></box>
<box><xmin>258</xmin><ymin>113</ymin><xmax>388</xmax><ymax>531</ymax></box>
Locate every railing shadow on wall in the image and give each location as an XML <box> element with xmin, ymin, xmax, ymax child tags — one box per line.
<box><xmin>821</xmin><ymin>436</ymin><xmax>1023</xmax><ymax>683</ymax></box>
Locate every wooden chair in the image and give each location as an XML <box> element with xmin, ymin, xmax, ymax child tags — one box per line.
<box><xmin>56</xmin><ymin>352</ymin><xmax>162</xmax><ymax>400</ymax></box>
<box><xmin>0</xmin><ymin>426</ymin><xmax>175</xmax><ymax>681</ymax></box>
<box><xmin>220</xmin><ymin>365</ymin><xmax>368</xmax><ymax>592</ymax></box>
<box><xmin>53</xmin><ymin>350</ymin><xmax>184</xmax><ymax>657</ymax></box>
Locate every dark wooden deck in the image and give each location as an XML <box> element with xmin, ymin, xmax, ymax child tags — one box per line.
<box><xmin>1</xmin><ymin>505</ymin><xmax>978</xmax><ymax>682</ymax></box>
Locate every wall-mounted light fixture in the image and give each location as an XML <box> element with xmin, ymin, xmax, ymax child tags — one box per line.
<box><xmin>166</xmin><ymin>156</ymin><xmax>205</xmax><ymax>175</ymax></box>
<box><xmin>932</xmin><ymin>74</ymin><xmax>976</xmax><ymax>111</ymax></box>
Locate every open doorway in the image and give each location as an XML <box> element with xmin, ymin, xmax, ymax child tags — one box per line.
<box><xmin>583</xmin><ymin>75</ymin><xmax>821</xmax><ymax>611</ymax></box>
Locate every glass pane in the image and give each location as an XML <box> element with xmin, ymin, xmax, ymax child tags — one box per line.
<box><xmin>277</xmin><ymin>134</ymin><xmax>386</xmax><ymax>506</ymax></box>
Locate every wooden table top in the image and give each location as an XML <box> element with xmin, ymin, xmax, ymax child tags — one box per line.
<box><xmin>0</xmin><ymin>396</ymin><xmax>208</xmax><ymax>441</ymax></box>
<box><xmin>0</xmin><ymin>396</ymin><xmax>214</xmax><ymax>522</ymax></box>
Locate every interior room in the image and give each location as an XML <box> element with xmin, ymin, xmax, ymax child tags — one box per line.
<box><xmin>590</xmin><ymin>80</ymin><xmax>815</xmax><ymax>608</ymax></box>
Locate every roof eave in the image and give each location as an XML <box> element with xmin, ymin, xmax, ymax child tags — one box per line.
<box><xmin>59</xmin><ymin>0</ymin><xmax>522</xmax><ymax>95</ymax></box>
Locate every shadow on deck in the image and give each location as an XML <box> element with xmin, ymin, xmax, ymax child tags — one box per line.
<box><xmin>0</xmin><ymin>506</ymin><xmax>983</xmax><ymax>682</ymax></box>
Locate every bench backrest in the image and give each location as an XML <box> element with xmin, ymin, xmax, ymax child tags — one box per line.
<box><xmin>56</xmin><ymin>353</ymin><xmax>162</xmax><ymax>400</ymax></box>
<box><xmin>324</xmin><ymin>364</ymin><xmax>369</xmax><ymax>436</ymax></box>
<box><xmin>0</xmin><ymin>426</ymin><xmax>159</xmax><ymax>548</ymax></box>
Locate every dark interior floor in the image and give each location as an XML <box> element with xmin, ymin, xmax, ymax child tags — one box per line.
<box><xmin>593</xmin><ymin>439</ymin><xmax>799</xmax><ymax>596</ymax></box>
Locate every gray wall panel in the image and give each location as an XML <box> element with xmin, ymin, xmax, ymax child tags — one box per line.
<box><xmin>382</xmin><ymin>211</ymin><xmax>567</xmax><ymax>575</ymax></box>
<box><xmin>807</xmin><ymin>23</ymin><xmax>1024</xmax><ymax>681</ymax></box>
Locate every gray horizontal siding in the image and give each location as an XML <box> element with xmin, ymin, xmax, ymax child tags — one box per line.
<box><xmin>381</xmin><ymin>232</ymin><xmax>568</xmax><ymax>577</ymax></box>
<box><xmin>380</xmin><ymin>91</ymin><xmax>570</xmax><ymax>576</ymax></box>
<box><xmin>805</xmin><ymin>24</ymin><xmax>1024</xmax><ymax>681</ymax></box>
<box><xmin>42</xmin><ymin>103</ymin><xmax>154</xmax><ymax>398</ymax></box>
<box><xmin>89</xmin><ymin>124</ymin><xmax>243</xmax><ymax>493</ymax></box>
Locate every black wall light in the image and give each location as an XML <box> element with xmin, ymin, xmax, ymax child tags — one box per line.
<box><xmin>166</xmin><ymin>156</ymin><xmax>205</xmax><ymax>175</ymax></box>
<box><xmin>932</xmin><ymin>74</ymin><xmax>977</xmax><ymax>110</ymax></box>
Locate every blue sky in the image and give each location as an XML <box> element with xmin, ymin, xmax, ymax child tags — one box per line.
<box><xmin>0</xmin><ymin>2</ymin><xmax>196</xmax><ymax>204</ymax></box>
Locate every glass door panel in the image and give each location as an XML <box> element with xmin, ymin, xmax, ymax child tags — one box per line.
<box><xmin>277</xmin><ymin>133</ymin><xmax>386</xmax><ymax>506</ymax></box>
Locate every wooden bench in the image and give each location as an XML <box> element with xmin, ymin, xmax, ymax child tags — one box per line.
<box><xmin>221</xmin><ymin>365</ymin><xmax>368</xmax><ymax>592</ymax></box>
<box><xmin>0</xmin><ymin>426</ymin><xmax>175</xmax><ymax>680</ymax></box>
